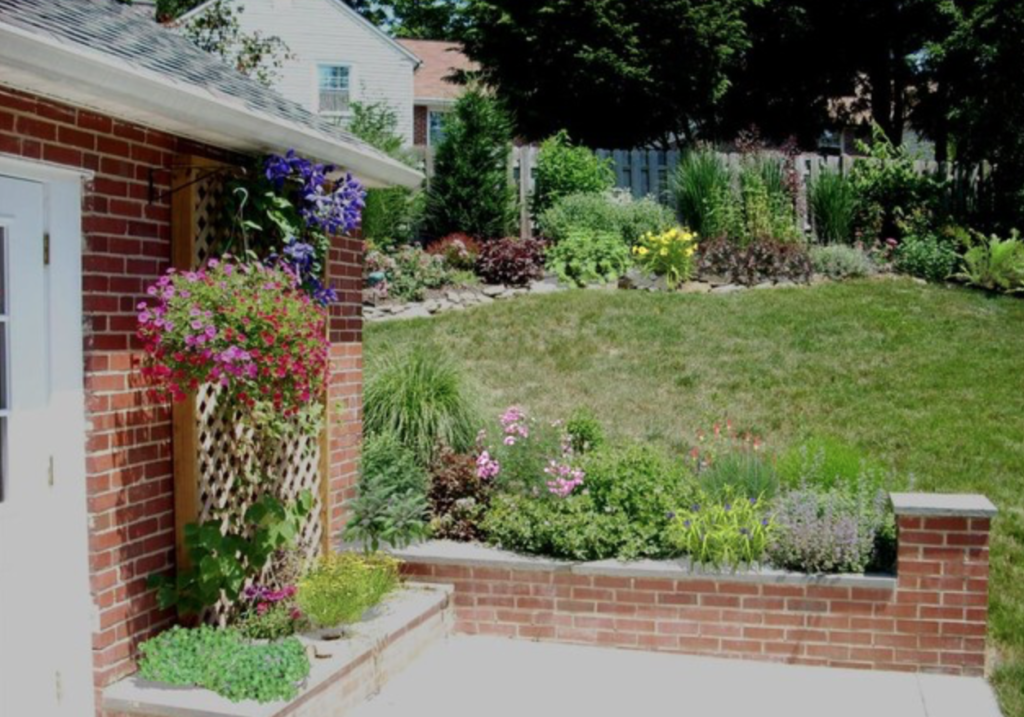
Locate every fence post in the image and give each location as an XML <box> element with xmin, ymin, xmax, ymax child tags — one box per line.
<box><xmin>518</xmin><ymin>145</ymin><xmax>533</xmax><ymax>239</ymax></box>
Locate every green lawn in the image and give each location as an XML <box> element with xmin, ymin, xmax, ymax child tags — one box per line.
<box><xmin>366</xmin><ymin>278</ymin><xmax>1024</xmax><ymax>715</ymax></box>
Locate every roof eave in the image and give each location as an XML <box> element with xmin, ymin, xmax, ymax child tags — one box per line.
<box><xmin>0</xmin><ymin>22</ymin><xmax>422</xmax><ymax>189</ymax></box>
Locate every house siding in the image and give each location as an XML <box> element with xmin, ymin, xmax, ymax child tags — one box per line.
<box><xmin>0</xmin><ymin>85</ymin><xmax>364</xmax><ymax>710</ymax></box>
<box><xmin>229</xmin><ymin>0</ymin><xmax>417</xmax><ymax>143</ymax></box>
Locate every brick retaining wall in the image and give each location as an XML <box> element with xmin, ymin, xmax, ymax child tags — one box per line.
<box><xmin>398</xmin><ymin>493</ymin><xmax>996</xmax><ymax>677</ymax></box>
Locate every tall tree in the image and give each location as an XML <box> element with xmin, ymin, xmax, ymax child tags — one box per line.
<box><xmin>461</xmin><ymin>0</ymin><xmax>754</xmax><ymax>148</ymax></box>
<box><xmin>345</xmin><ymin>0</ymin><xmax>468</xmax><ymax>40</ymax></box>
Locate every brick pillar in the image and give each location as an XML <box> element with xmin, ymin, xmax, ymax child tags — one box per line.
<box><xmin>325</xmin><ymin>232</ymin><xmax>364</xmax><ymax>546</ymax></box>
<box><xmin>891</xmin><ymin>493</ymin><xmax>997</xmax><ymax>676</ymax></box>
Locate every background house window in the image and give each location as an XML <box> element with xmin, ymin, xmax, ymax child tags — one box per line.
<box><xmin>318</xmin><ymin>64</ymin><xmax>351</xmax><ymax>117</ymax></box>
<box><xmin>0</xmin><ymin>228</ymin><xmax>7</xmax><ymax>502</ymax></box>
<box><xmin>428</xmin><ymin>110</ymin><xmax>447</xmax><ymax>147</ymax></box>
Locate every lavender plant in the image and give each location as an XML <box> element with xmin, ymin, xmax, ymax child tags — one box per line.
<box><xmin>769</xmin><ymin>484</ymin><xmax>891</xmax><ymax>574</ymax></box>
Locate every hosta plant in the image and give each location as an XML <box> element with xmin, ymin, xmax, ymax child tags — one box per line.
<box><xmin>138</xmin><ymin>258</ymin><xmax>329</xmax><ymax>438</ymax></box>
<box><xmin>666</xmin><ymin>489</ymin><xmax>774</xmax><ymax>569</ymax></box>
<box><xmin>632</xmin><ymin>227</ymin><xmax>699</xmax><ymax>288</ymax></box>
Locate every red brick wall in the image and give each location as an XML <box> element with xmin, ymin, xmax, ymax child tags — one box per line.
<box><xmin>402</xmin><ymin>511</ymin><xmax>993</xmax><ymax>677</ymax></box>
<box><xmin>0</xmin><ymin>87</ymin><xmax>365</xmax><ymax>699</ymax></box>
<box><xmin>413</xmin><ymin>105</ymin><xmax>428</xmax><ymax>147</ymax></box>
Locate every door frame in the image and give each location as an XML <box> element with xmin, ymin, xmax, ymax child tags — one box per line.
<box><xmin>0</xmin><ymin>154</ymin><xmax>95</xmax><ymax>711</ymax></box>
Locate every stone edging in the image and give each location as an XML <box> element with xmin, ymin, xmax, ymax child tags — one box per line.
<box><xmin>102</xmin><ymin>584</ymin><xmax>452</xmax><ymax>717</ymax></box>
<box><xmin>393</xmin><ymin>541</ymin><xmax>897</xmax><ymax>590</ymax></box>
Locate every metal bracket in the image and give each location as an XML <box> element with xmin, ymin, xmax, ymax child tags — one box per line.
<box><xmin>147</xmin><ymin>163</ymin><xmax>243</xmax><ymax>205</ymax></box>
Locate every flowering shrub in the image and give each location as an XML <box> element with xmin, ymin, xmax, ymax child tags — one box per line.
<box><xmin>632</xmin><ymin>227</ymin><xmax>699</xmax><ymax>288</ymax></box>
<box><xmin>138</xmin><ymin>258</ymin><xmax>328</xmax><ymax>437</ymax></box>
<box><xmin>769</xmin><ymin>486</ymin><xmax>891</xmax><ymax>574</ymax></box>
<box><xmin>475</xmin><ymin>406</ymin><xmax>581</xmax><ymax>497</ymax></box>
<box><xmin>666</xmin><ymin>489</ymin><xmax>774</xmax><ymax>568</ymax></box>
<box><xmin>235</xmin><ymin>584</ymin><xmax>304</xmax><ymax>640</ymax></box>
<box><xmin>688</xmin><ymin>422</ymin><xmax>778</xmax><ymax>500</ymax></box>
<box><xmin>426</xmin><ymin>233</ymin><xmax>482</xmax><ymax>271</ymax></box>
<box><xmin>475</xmin><ymin>237</ymin><xmax>547</xmax><ymax>286</ymax></box>
<box><xmin>364</xmin><ymin>246</ymin><xmax>452</xmax><ymax>303</ymax></box>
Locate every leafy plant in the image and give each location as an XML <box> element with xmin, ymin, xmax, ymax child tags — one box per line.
<box><xmin>537</xmin><ymin>190</ymin><xmax>675</xmax><ymax>246</ymax></box>
<box><xmin>235</xmin><ymin>584</ymin><xmax>303</xmax><ymax>641</ymax></box>
<box><xmin>698</xmin><ymin>237</ymin><xmax>813</xmax><ymax>285</ymax></box>
<box><xmin>545</xmin><ymin>228</ymin><xmax>632</xmax><ymax>286</ymax></box>
<box><xmin>666</xmin><ymin>489</ymin><xmax>773</xmax><ymax>569</ymax></box>
<box><xmin>428</xmin><ymin>449</ymin><xmax>491</xmax><ymax>541</ymax></box>
<box><xmin>809</xmin><ymin>245</ymin><xmax>876</xmax><ymax>279</ymax></box>
<box><xmin>632</xmin><ymin>227</ymin><xmax>699</xmax><ymax>288</ymax></box>
<box><xmin>361</xmin><ymin>188</ymin><xmax>423</xmax><ymax>249</ymax></box>
<box><xmin>424</xmin><ymin>88</ymin><xmax>516</xmax><ymax>239</ymax></box>
<box><xmin>138</xmin><ymin>626</ymin><xmax>310</xmax><ymax>703</ymax></box>
<box><xmin>769</xmin><ymin>485</ymin><xmax>892</xmax><ymax>574</ymax></box>
<box><xmin>777</xmin><ymin>437</ymin><xmax>888</xmax><ymax>493</ymax></box>
<box><xmin>809</xmin><ymin>168</ymin><xmax>859</xmax><ymax>244</ymax></box>
<box><xmin>565</xmin><ymin>408</ymin><xmax>605</xmax><ymax>455</ymax></box>
<box><xmin>672</xmin><ymin>149</ymin><xmax>734</xmax><ymax>239</ymax></box>
<box><xmin>957</xmin><ymin>232</ymin><xmax>1024</xmax><ymax>293</ymax></box>
<box><xmin>894</xmin><ymin>214</ymin><xmax>962</xmax><ymax>282</ymax></box>
<box><xmin>475</xmin><ymin>237</ymin><xmax>547</xmax><ymax>286</ymax></box>
<box><xmin>688</xmin><ymin>424</ymin><xmax>778</xmax><ymax>501</ymax></box>
<box><xmin>344</xmin><ymin>433</ymin><xmax>429</xmax><ymax>552</ymax></box>
<box><xmin>738</xmin><ymin>159</ymin><xmax>800</xmax><ymax>245</ymax></box>
<box><xmin>364</xmin><ymin>348</ymin><xmax>480</xmax><ymax>463</ymax></box>
<box><xmin>149</xmin><ymin>493</ymin><xmax>312</xmax><ymax>616</ymax></box>
<box><xmin>296</xmin><ymin>552</ymin><xmax>400</xmax><ymax>629</ymax></box>
<box><xmin>426</xmin><ymin>233</ymin><xmax>482</xmax><ymax>271</ymax></box>
<box><xmin>531</xmin><ymin>130</ymin><xmax>614</xmax><ymax>216</ymax></box>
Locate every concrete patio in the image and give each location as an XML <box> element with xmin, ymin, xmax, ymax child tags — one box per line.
<box><xmin>352</xmin><ymin>636</ymin><xmax>1003</xmax><ymax>717</ymax></box>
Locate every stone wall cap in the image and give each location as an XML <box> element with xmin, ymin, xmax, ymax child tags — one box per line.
<box><xmin>393</xmin><ymin>540</ymin><xmax>574</xmax><ymax>573</ymax></box>
<box><xmin>890</xmin><ymin>493</ymin><xmax>998</xmax><ymax>518</ymax></box>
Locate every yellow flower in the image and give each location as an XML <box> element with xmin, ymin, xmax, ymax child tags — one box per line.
<box><xmin>660</xmin><ymin>248</ymin><xmax>669</xmax><ymax>256</ymax></box>
<box><xmin>637</xmin><ymin>247</ymin><xmax>650</xmax><ymax>256</ymax></box>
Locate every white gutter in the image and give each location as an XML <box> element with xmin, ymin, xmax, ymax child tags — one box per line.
<box><xmin>0</xmin><ymin>22</ymin><xmax>422</xmax><ymax>189</ymax></box>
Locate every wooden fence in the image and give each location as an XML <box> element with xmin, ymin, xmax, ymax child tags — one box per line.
<box><xmin>415</xmin><ymin>146</ymin><xmax>987</xmax><ymax>239</ymax></box>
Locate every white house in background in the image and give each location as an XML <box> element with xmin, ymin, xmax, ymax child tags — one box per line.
<box><xmin>180</xmin><ymin>0</ymin><xmax>422</xmax><ymax>143</ymax></box>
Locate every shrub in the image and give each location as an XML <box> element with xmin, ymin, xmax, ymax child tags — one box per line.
<box><xmin>297</xmin><ymin>553</ymin><xmax>400</xmax><ymax>629</ymax></box>
<box><xmin>672</xmin><ymin>149</ymin><xmax>734</xmax><ymax>239</ymax></box>
<box><xmin>364</xmin><ymin>348</ymin><xmax>480</xmax><ymax>464</ymax></box>
<box><xmin>138</xmin><ymin>626</ymin><xmax>310</xmax><ymax>703</ymax></box>
<box><xmin>894</xmin><ymin>217</ymin><xmax>962</xmax><ymax>282</ymax></box>
<box><xmin>738</xmin><ymin>159</ymin><xmax>801</xmax><ymax>245</ymax></box>
<box><xmin>475</xmin><ymin>237</ymin><xmax>547</xmax><ymax>286</ymax></box>
<box><xmin>426</xmin><ymin>233</ymin><xmax>482</xmax><ymax>271</ymax></box>
<box><xmin>957</xmin><ymin>232</ymin><xmax>1024</xmax><ymax>293</ymax></box>
<box><xmin>809</xmin><ymin>245</ymin><xmax>876</xmax><ymax>279</ymax></box>
<box><xmin>769</xmin><ymin>485</ymin><xmax>892</xmax><ymax>574</ymax></box>
<box><xmin>424</xmin><ymin>89</ymin><xmax>516</xmax><ymax>239</ymax></box>
<box><xmin>361</xmin><ymin>188</ymin><xmax>422</xmax><ymax>249</ymax></box>
<box><xmin>475</xmin><ymin>406</ymin><xmax>575</xmax><ymax>496</ymax></box>
<box><xmin>531</xmin><ymin>130</ymin><xmax>614</xmax><ymax>216</ymax></box>
<box><xmin>545</xmin><ymin>228</ymin><xmax>632</xmax><ymax>286</ymax></box>
<box><xmin>428</xmin><ymin>448</ymin><xmax>491</xmax><ymax>541</ymax></box>
<box><xmin>344</xmin><ymin>433</ymin><xmax>429</xmax><ymax>551</ymax></box>
<box><xmin>698</xmin><ymin>237</ymin><xmax>813</xmax><ymax>285</ymax></box>
<box><xmin>809</xmin><ymin>168</ymin><xmax>859</xmax><ymax>244</ymax></box>
<box><xmin>665</xmin><ymin>489</ymin><xmax>773</xmax><ymax>568</ymax></box>
<box><xmin>537</xmin><ymin>190</ymin><xmax>675</xmax><ymax>246</ymax></box>
<box><xmin>632</xmin><ymin>227</ymin><xmax>699</xmax><ymax>288</ymax></box>
<box><xmin>482</xmin><ymin>491</ymin><xmax>629</xmax><ymax>561</ymax></box>
<box><xmin>565</xmin><ymin>408</ymin><xmax>605</xmax><ymax>455</ymax></box>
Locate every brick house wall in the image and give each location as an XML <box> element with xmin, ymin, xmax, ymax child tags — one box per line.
<box><xmin>0</xmin><ymin>87</ymin><xmax>364</xmax><ymax>697</ymax></box>
<box><xmin>413</xmin><ymin>105</ymin><xmax>428</xmax><ymax>147</ymax></box>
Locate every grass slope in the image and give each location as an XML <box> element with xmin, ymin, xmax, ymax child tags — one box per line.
<box><xmin>366</xmin><ymin>278</ymin><xmax>1024</xmax><ymax>715</ymax></box>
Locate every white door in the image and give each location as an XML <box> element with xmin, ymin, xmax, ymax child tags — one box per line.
<box><xmin>0</xmin><ymin>175</ymin><xmax>93</xmax><ymax>717</ymax></box>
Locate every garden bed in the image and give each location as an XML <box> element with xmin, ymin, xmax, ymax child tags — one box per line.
<box><xmin>102</xmin><ymin>584</ymin><xmax>452</xmax><ymax>717</ymax></box>
<box><xmin>395</xmin><ymin>492</ymin><xmax>996</xmax><ymax>678</ymax></box>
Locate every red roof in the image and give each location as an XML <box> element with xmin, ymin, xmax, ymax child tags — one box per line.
<box><xmin>399</xmin><ymin>39</ymin><xmax>476</xmax><ymax>103</ymax></box>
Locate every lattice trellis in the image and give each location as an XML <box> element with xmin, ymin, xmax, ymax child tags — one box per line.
<box><xmin>170</xmin><ymin>156</ymin><xmax>330</xmax><ymax>620</ymax></box>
